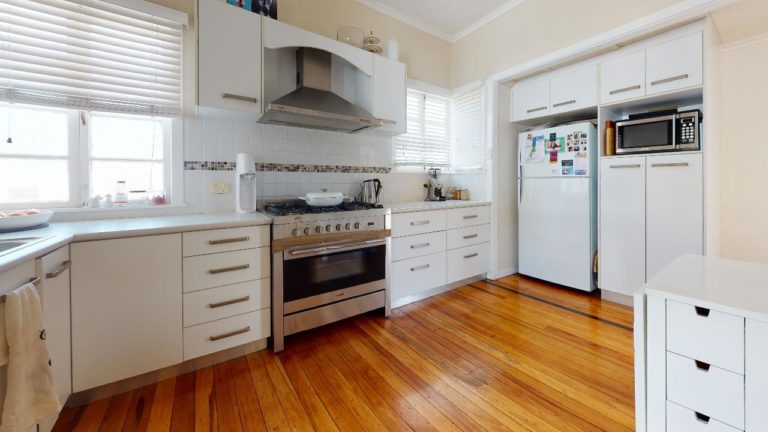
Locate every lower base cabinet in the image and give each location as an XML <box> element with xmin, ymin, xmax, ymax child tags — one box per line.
<box><xmin>183</xmin><ymin>309</ymin><xmax>270</xmax><ymax>360</ymax></box>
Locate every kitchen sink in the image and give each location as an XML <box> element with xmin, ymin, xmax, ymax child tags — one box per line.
<box><xmin>0</xmin><ymin>237</ymin><xmax>48</xmax><ymax>257</ymax></box>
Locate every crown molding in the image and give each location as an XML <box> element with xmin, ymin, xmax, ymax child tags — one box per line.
<box><xmin>355</xmin><ymin>0</ymin><xmax>527</xmax><ymax>43</ymax></box>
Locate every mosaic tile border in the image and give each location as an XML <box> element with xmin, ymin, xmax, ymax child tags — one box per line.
<box><xmin>184</xmin><ymin>161</ymin><xmax>391</xmax><ymax>174</ymax></box>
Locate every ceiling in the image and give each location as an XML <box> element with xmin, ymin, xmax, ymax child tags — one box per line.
<box><xmin>356</xmin><ymin>0</ymin><xmax>526</xmax><ymax>42</ymax></box>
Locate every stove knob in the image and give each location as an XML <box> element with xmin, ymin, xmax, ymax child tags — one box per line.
<box><xmin>315</xmin><ymin>226</ymin><xmax>322</xmax><ymax>234</ymax></box>
<box><xmin>291</xmin><ymin>228</ymin><xmax>299</xmax><ymax>236</ymax></box>
<box><xmin>335</xmin><ymin>224</ymin><xmax>342</xmax><ymax>231</ymax></box>
<box><xmin>354</xmin><ymin>222</ymin><xmax>360</xmax><ymax>229</ymax></box>
<box><xmin>303</xmin><ymin>227</ymin><xmax>310</xmax><ymax>235</ymax></box>
<box><xmin>325</xmin><ymin>224</ymin><xmax>332</xmax><ymax>232</ymax></box>
<box><xmin>345</xmin><ymin>223</ymin><xmax>351</xmax><ymax>230</ymax></box>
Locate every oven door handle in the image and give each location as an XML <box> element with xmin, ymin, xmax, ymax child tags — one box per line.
<box><xmin>288</xmin><ymin>239</ymin><xmax>386</xmax><ymax>257</ymax></box>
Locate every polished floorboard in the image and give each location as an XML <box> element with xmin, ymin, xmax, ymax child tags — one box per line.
<box><xmin>54</xmin><ymin>275</ymin><xmax>635</xmax><ymax>431</ymax></box>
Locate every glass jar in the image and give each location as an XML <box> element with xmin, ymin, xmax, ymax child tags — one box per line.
<box><xmin>114</xmin><ymin>181</ymin><xmax>128</xmax><ymax>203</ymax></box>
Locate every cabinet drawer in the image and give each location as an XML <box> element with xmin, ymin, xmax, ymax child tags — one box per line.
<box><xmin>392</xmin><ymin>231</ymin><xmax>446</xmax><ymax>261</ymax></box>
<box><xmin>446</xmin><ymin>206</ymin><xmax>490</xmax><ymax>229</ymax></box>
<box><xmin>183</xmin><ymin>309</ymin><xmax>270</xmax><ymax>361</ymax></box>
<box><xmin>391</xmin><ymin>252</ymin><xmax>446</xmax><ymax>302</ymax></box>
<box><xmin>667</xmin><ymin>401</ymin><xmax>741</xmax><ymax>432</ymax></box>
<box><xmin>183</xmin><ymin>225</ymin><xmax>270</xmax><ymax>257</ymax></box>
<box><xmin>447</xmin><ymin>243</ymin><xmax>490</xmax><ymax>284</ymax></box>
<box><xmin>183</xmin><ymin>248</ymin><xmax>270</xmax><ymax>293</ymax></box>
<box><xmin>391</xmin><ymin>210</ymin><xmax>446</xmax><ymax>237</ymax></box>
<box><xmin>183</xmin><ymin>279</ymin><xmax>270</xmax><ymax>327</ymax></box>
<box><xmin>667</xmin><ymin>352</ymin><xmax>744</xmax><ymax>430</ymax></box>
<box><xmin>667</xmin><ymin>300</ymin><xmax>744</xmax><ymax>374</ymax></box>
<box><xmin>447</xmin><ymin>224</ymin><xmax>490</xmax><ymax>250</ymax></box>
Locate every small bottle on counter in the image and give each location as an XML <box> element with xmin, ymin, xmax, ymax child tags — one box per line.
<box><xmin>460</xmin><ymin>188</ymin><xmax>470</xmax><ymax>201</ymax></box>
<box><xmin>115</xmin><ymin>181</ymin><xmax>128</xmax><ymax>204</ymax></box>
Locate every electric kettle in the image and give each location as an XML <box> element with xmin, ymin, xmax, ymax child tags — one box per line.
<box><xmin>359</xmin><ymin>179</ymin><xmax>383</xmax><ymax>207</ymax></box>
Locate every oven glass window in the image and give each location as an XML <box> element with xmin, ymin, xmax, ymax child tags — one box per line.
<box><xmin>621</xmin><ymin>121</ymin><xmax>673</xmax><ymax>149</ymax></box>
<box><xmin>284</xmin><ymin>244</ymin><xmax>386</xmax><ymax>302</ymax></box>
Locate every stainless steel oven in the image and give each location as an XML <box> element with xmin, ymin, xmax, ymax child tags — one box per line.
<box><xmin>616</xmin><ymin>109</ymin><xmax>701</xmax><ymax>154</ymax></box>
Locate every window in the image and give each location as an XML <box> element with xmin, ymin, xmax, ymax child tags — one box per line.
<box><xmin>393</xmin><ymin>89</ymin><xmax>452</xmax><ymax>168</ymax></box>
<box><xmin>451</xmin><ymin>86</ymin><xmax>486</xmax><ymax>171</ymax></box>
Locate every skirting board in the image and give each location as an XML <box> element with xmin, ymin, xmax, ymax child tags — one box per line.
<box><xmin>487</xmin><ymin>267</ymin><xmax>517</xmax><ymax>280</ymax></box>
<box><xmin>601</xmin><ymin>290</ymin><xmax>634</xmax><ymax>307</ymax></box>
<box><xmin>391</xmin><ymin>274</ymin><xmax>486</xmax><ymax>309</ymax></box>
<box><xmin>66</xmin><ymin>338</ymin><xmax>267</xmax><ymax>407</ymax></box>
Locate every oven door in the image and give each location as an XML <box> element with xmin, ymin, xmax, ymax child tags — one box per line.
<box><xmin>282</xmin><ymin>239</ymin><xmax>387</xmax><ymax>314</ymax></box>
<box><xmin>616</xmin><ymin>114</ymin><xmax>676</xmax><ymax>154</ymax></box>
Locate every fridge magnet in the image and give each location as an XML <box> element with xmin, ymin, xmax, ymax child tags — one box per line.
<box><xmin>558</xmin><ymin>136</ymin><xmax>566</xmax><ymax>153</ymax></box>
<box><xmin>527</xmin><ymin>135</ymin><xmax>546</xmax><ymax>163</ymax></box>
<box><xmin>561</xmin><ymin>159</ymin><xmax>574</xmax><ymax>176</ymax></box>
<box><xmin>575</xmin><ymin>157</ymin><xmax>587</xmax><ymax>175</ymax></box>
<box><xmin>547</xmin><ymin>139</ymin><xmax>560</xmax><ymax>164</ymax></box>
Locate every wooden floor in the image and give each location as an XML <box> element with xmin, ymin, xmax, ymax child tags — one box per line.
<box><xmin>53</xmin><ymin>275</ymin><xmax>635</xmax><ymax>431</ymax></box>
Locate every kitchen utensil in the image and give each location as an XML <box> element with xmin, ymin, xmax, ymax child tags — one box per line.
<box><xmin>299</xmin><ymin>191</ymin><xmax>345</xmax><ymax>207</ymax></box>
<box><xmin>425</xmin><ymin>168</ymin><xmax>445</xmax><ymax>201</ymax></box>
<box><xmin>0</xmin><ymin>210</ymin><xmax>53</xmax><ymax>232</ymax></box>
<box><xmin>359</xmin><ymin>179</ymin><xmax>383</xmax><ymax>207</ymax></box>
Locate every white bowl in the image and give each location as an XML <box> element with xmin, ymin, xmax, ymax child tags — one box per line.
<box><xmin>0</xmin><ymin>210</ymin><xmax>54</xmax><ymax>232</ymax></box>
<box><xmin>299</xmin><ymin>192</ymin><xmax>345</xmax><ymax>207</ymax></box>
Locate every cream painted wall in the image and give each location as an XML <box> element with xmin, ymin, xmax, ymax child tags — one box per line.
<box><xmin>450</xmin><ymin>0</ymin><xmax>684</xmax><ymax>88</ymax></box>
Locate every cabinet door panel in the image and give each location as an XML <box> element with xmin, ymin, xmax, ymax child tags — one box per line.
<box><xmin>71</xmin><ymin>234</ymin><xmax>182</xmax><ymax>392</ymax></box>
<box><xmin>372</xmin><ymin>55</ymin><xmax>406</xmax><ymax>135</ymax></box>
<box><xmin>746</xmin><ymin>318</ymin><xmax>768</xmax><ymax>431</ymax></box>
<box><xmin>646</xmin><ymin>32</ymin><xmax>703</xmax><ymax>95</ymax></box>
<box><xmin>600</xmin><ymin>50</ymin><xmax>646</xmax><ymax>104</ymax></box>
<box><xmin>198</xmin><ymin>0</ymin><xmax>262</xmax><ymax>113</ymax></box>
<box><xmin>511</xmin><ymin>79</ymin><xmax>549</xmax><ymax>121</ymax></box>
<box><xmin>550</xmin><ymin>64</ymin><xmax>597</xmax><ymax>114</ymax></box>
<box><xmin>646</xmin><ymin>153</ymin><xmax>702</xmax><ymax>280</ymax></box>
<box><xmin>599</xmin><ymin>157</ymin><xmax>646</xmax><ymax>295</ymax></box>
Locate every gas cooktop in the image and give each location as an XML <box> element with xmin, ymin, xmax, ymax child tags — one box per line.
<box><xmin>263</xmin><ymin>200</ymin><xmax>381</xmax><ymax>217</ymax></box>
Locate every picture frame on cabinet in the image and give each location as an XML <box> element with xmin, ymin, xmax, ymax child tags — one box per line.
<box><xmin>227</xmin><ymin>0</ymin><xmax>277</xmax><ymax>19</ymax></box>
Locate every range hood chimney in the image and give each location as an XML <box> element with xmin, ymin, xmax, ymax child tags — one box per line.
<box><xmin>258</xmin><ymin>48</ymin><xmax>392</xmax><ymax>133</ymax></box>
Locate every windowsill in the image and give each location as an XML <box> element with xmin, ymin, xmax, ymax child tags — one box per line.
<box><xmin>49</xmin><ymin>203</ymin><xmax>193</xmax><ymax>223</ymax></box>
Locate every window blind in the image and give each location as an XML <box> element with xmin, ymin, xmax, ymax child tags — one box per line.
<box><xmin>0</xmin><ymin>0</ymin><xmax>183</xmax><ymax>116</ymax></box>
<box><xmin>393</xmin><ymin>89</ymin><xmax>451</xmax><ymax>167</ymax></box>
<box><xmin>452</xmin><ymin>86</ymin><xmax>485</xmax><ymax>171</ymax></box>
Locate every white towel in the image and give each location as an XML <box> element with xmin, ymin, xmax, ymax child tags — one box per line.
<box><xmin>0</xmin><ymin>283</ymin><xmax>60</xmax><ymax>432</ymax></box>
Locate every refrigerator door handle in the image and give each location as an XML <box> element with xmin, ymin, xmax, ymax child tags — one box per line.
<box><xmin>519</xmin><ymin>178</ymin><xmax>523</xmax><ymax>205</ymax></box>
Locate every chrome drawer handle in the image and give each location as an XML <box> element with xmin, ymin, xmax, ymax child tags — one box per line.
<box><xmin>609</xmin><ymin>84</ymin><xmax>641</xmax><ymax>95</ymax></box>
<box><xmin>410</xmin><ymin>243</ymin><xmax>430</xmax><ymax>249</ymax></box>
<box><xmin>209</xmin><ymin>296</ymin><xmax>250</xmax><ymax>309</ymax></box>
<box><xmin>694</xmin><ymin>412</ymin><xmax>710</xmax><ymax>424</ymax></box>
<box><xmin>222</xmin><ymin>93</ymin><xmax>258</xmax><ymax>103</ymax></box>
<box><xmin>526</xmin><ymin>106</ymin><xmax>547</xmax><ymax>114</ymax></box>
<box><xmin>410</xmin><ymin>264</ymin><xmax>430</xmax><ymax>272</ymax></box>
<box><xmin>208</xmin><ymin>264</ymin><xmax>250</xmax><ymax>275</ymax></box>
<box><xmin>609</xmin><ymin>164</ymin><xmax>641</xmax><ymax>169</ymax></box>
<box><xmin>464</xmin><ymin>253</ymin><xmax>479</xmax><ymax>259</ymax></box>
<box><xmin>46</xmin><ymin>260</ymin><xmax>71</xmax><ymax>279</ymax></box>
<box><xmin>552</xmin><ymin>99</ymin><xmax>576</xmax><ymax>108</ymax></box>
<box><xmin>463</xmin><ymin>215</ymin><xmax>479</xmax><ymax>219</ymax></box>
<box><xmin>651</xmin><ymin>162</ymin><xmax>689</xmax><ymax>168</ymax></box>
<box><xmin>694</xmin><ymin>306</ymin><xmax>710</xmax><ymax>317</ymax></box>
<box><xmin>650</xmin><ymin>74</ymin><xmax>689</xmax><ymax>86</ymax></box>
<box><xmin>410</xmin><ymin>220</ymin><xmax>430</xmax><ymax>226</ymax></box>
<box><xmin>695</xmin><ymin>360</ymin><xmax>711</xmax><ymax>372</ymax></box>
<box><xmin>208</xmin><ymin>236</ymin><xmax>250</xmax><ymax>245</ymax></box>
<box><xmin>209</xmin><ymin>326</ymin><xmax>250</xmax><ymax>342</ymax></box>
<box><xmin>463</xmin><ymin>234</ymin><xmax>478</xmax><ymax>240</ymax></box>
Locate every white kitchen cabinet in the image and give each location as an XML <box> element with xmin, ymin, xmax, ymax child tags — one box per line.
<box><xmin>746</xmin><ymin>319</ymin><xmax>768</xmax><ymax>431</ymax></box>
<box><xmin>71</xmin><ymin>234</ymin><xmax>183</xmax><ymax>392</ymax></box>
<box><xmin>372</xmin><ymin>55</ymin><xmax>406</xmax><ymax>135</ymax></box>
<box><xmin>446</xmin><ymin>243</ymin><xmax>490</xmax><ymax>284</ymax></box>
<box><xmin>646</xmin><ymin>32</ymin><xmax>703</xmax><ymax>95</ymax></box>
<box><xmin>198</xmin><ymin>0</ymin><xmax>262</xmax><ymax>113</ymax></box>
<box><xmin>599</xmin><ymin>50</ymin><xmax>646</xmax><ymax>104</ymax></box>
<box><xmin>599</xmin><ymin>157</ymin><xmax>646</xmax><ymax>295</ymax></box>
<box><xmin>646</xmin><ymin>153</ymin><xmax>702</xmax><ymax>280</ymax></box>
<box><xmin>549</xmin><ymin>64</ymin><xmax>597</xmax><ymax>114</ymax></box>
<box><xmin>391</xmin><ymin>252</ymin><xmax>447</xmax><ymax>301</ymax></box>
<box><xmin>511</xmin><ymin>79</ymin><xmax>550</xmax><ymax>121</ymax></box>
<box><xmin>391</xmin><ymin>210</ymin><xmax>446</xmax><ymax>237</ymax></box>
<box><xmin>36</xmin><ymin>247</ymin><xmax>71</xmax><ymax>432</ymax></box>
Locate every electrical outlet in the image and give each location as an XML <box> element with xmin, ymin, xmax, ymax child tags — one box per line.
<box><xmin>210</xmin><ymin>181</ymin><xmax>230</xmax><ymax>194</ymax></box>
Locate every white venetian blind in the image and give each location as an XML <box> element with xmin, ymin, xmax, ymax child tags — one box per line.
<box><xmin>393</xmin><ymin>88</ymin><xmax>451</xmax><ymax>167</ymax></box>
<box><xmin>452</xmin><ymin>86</ymin><xmax>485</xmax><ymax>171</ymax></box>
<box><xmin>0</xmin><ymin>0</ymin><xmax>183</xmax><ymax>116</ymax></box>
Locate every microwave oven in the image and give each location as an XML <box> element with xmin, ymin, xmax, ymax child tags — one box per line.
<box><xmin>615</xmin><ymin>109</ymin><xmax>701</xmax><ymax>155</ymax></box>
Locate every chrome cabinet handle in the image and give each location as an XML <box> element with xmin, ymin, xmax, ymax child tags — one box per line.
<box><xmin>410</xmin><ymin>264</ymin><xmax>430</xmax><ymax>272</ymax></box>
<box><xmin>526</xmin><ymin>106</ymin><xmax>547</xmax><ymax>114</ymax></box>
<box><xmin>222</xmin><ymin>93</ymin><xmax>258</xmax><ymax>103</ymax></box>
<box><xmin>410</xmin><ymin>220</ymin><xmax>430</xmax><ymax>226</ymax></box>
<box><xmin>552</xmin><ymin>99</ymin><xmax>576</xmax><ymax>108</ymax></box>
<box><xmin>208</xmin><ymin>236</ymin><xmax>250</xmax><ymax>245</ymax></box>
<box><xmin>45</xmin><ymin>260</ymin><xmax>71</xmax><ymax>279</ymax></box>
<box><xmin>609</xmin><ymin>164</ymin><xmax>641</xmax><ymax>169</ymax></box>
<box><xmin>209</xmin><ymin>326</ymin><xmax>250</xmax><ymax>342</ymax></box>
<box><xmin>650</xmin><ymin>74</ymin><xmax>689</xmax><ymax>86</ymax></box>
<box><xmin>609</xmin><ymin>84</ymin><xmax>641</xmax><ymax>95</ymax></box>
<box><xmin>463</xmin><ymin>234</ymin><xmax>478</xmax><ymax>239</ymax></box>
<box><xmin>463</xmin><ymin>215</ymin><xmax>479</xmax><ymax>220</ymax></box>
<box><xmin>209</xmin><ymin>295</ymin><xmax>250</xmax><ymax>309</ymax></box>
<box><xmin>208</xmin><ymin>264</ymin><xmax>250</xmax><ymax>275</ymax></box>
<box><xmin>651</xmin><ymin>162</ymin><xmax>689</xmax><ymax>168</ymax></box>
<box><xmin>464</xmin><ymin>253</ymin><xmax>479</xmax><ymax>259</ymax></box>
<box><xmin>410</xmin><ymin>243</ymin><xmax>430</xmax><ymax>249</ymax></box>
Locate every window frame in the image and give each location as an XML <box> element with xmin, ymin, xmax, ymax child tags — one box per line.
<box><xmin>393</xmin><ymin>88</ymin><xmax>453</xmax><ymax>171</ymax></box>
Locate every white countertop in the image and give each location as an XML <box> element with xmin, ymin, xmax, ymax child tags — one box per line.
<box><xmin>384</xmin><ymin>200</ymin><xmax>491</xmax><ymax>214</ymax></box>
<box><xmin>642</xmin><ymin>254</ymin><xmax>768</xmax><ymax>322</ymax></box>
<box><xmin>0</xmin><ymin>212</ymin><xmax>272</xmax><ymax>273</ymax></box>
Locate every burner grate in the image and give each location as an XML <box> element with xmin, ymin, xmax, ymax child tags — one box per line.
<box><xmin>263</xmin><ymin>201</ymin><xmax>375</xmax><ymax>216</ymax></box>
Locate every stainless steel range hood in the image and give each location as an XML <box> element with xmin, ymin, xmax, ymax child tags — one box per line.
<box><xmin>259</xmin><ymin>48</ymin><xmax>393</xmax><ymax>133</ymax></box>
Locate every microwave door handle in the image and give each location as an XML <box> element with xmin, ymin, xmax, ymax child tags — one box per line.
<box><xmin>672</xmin><ymin>115</ymin><xmax>677</xmax><ymax>149</ymax></box>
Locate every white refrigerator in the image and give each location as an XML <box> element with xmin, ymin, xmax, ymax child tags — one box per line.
<box><xmin>517</xmin><ymin>122</ymin><xmax>597</xmax><ymax>292</ymax></box>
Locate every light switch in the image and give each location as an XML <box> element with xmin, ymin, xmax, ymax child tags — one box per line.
<box><xmin>210</xmin><ymin>181</ymin><xmax>230</xmax><ymax>194</ymax></box>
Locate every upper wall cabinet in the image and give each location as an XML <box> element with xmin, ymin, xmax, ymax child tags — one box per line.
<box><xmin>645</xmin><ymin>33</ymin><xmax>703</xmax><ymax>95</ymax></box>
<box><xmin>600</xmin><ymin>50</ymin><xmax>646</xmax><ymax>104</ymax></box>
<box><xmin>511</xmin><ymin>79</ymin><xmax>550</xmax><ymax>121</ymax></box>
<box><xmin>198</xmin><ymin>0</ymin><xmax>262</xmax><ymax>114</ymax></box>
<box><xmin>372</xmin><ymin>55</ymin><xmax>407</xmax><ymax>135</ymax></box>
<box><xmin>549</xmin><ymin>64</ymin><xmax>597</xmax><ymax>115</ymax></box>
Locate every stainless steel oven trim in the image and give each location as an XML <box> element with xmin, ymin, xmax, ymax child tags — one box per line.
<box><xmin>283</xmin><ymin>279</ymin><xmax>386</xmax><ymax>314</ymax></box>
<box><xmin>615</xmin><ymin>113</ymin><xmax>678</xmax><ymax>154</ymax></box>
<box><xmin>284</xmin><ymin>239</ymin><xmax>386</xmax><ymax>260</ymax></box>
